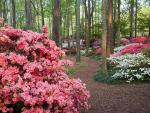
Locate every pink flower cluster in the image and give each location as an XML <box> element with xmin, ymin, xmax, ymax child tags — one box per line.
<box><xmin>0</xmin><ymin>25</ymin><xmax>90</xmax><ymax>113</ymax></box>
<box><xmin>120</xmin><ymin>43</ymin><xmax>150</xmax><ymax>55</ymax></box>
<box><xmin>111</xmin><ymin>36</ymin><xmax>150</xmax><ymax>57</ymax></box>
<box><xmin>131</xmin><ymin>36</ymin><xmax>150</xmax><ymax>44</ymax></box>
<box><xmin>95</xmin><ymin>48</ymin><xmax>102</xmax><ymax>55</ymax></box>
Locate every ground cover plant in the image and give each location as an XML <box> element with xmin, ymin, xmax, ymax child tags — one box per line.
<box><xmin>0</xmin><ymin>21</ymin><xmax>90</xmax><ymax>113</ymax></box>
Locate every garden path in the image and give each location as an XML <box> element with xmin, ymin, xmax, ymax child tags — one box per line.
<box><xmin>72</xmin><ymin>57</ymin><xmax>150</xmax><ymax>113</ymax></box>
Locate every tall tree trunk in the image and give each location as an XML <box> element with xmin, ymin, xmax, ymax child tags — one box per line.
<box><xmin>130</xmin><ymin>0</ymin><xmax>134</xmax><ymax>38</ymax></box>
<box><xmin>81</xmin><ymin>4</ymin><xmax>84</xmax><ymax>39</ymax></box>
<box><xmin>25</xmin><ymin>0</ymin><xmax>33</xmax><ymax>28</ymax></box>
<box><xmin>52</xmin><ymin>0</ymin><xmax>61</xmax><ymax>46</ymax></box>
<box><xmin>40</xmin><ymin>0</ymin><xmax>44</xmax><ymax>26</ymax></box>
<box><xmin>12</xmin><ymin>0</ymin><xmax>16</xmax><ymax>28</ymax></box>
<box><xmin>85</xmin><ymin>0</ymin><xmax>91</xmax><ymax>54</ymax></box>
<box><xmin>3</xmin><ymin>0</ymin><xmax>7</xmax><ymax>22</ymax></box>
<box><xmin>108</xmin><ymin>0</ymin><xmax>114</xmax><ymax>53</ymax></box>
<box><xmin>84</xmin><ymin>1</ymin><xmax>88</xmax><ymax>54</ymax></box>
<box><xmin>102</xmin><ymin>0</ymin><xmax>109</xmax><ymax>77</ymax></box>
<box><xmin>135</xmin><ymin>0</ymin><xmax>138</xmax><ymax>37</ymax></box>
<box><xmin>149</xmin><ymin>25</ymin><xmax>150</xmax><ymax>36</ymax></box>
<box><xmin>66</xmin><ymin>0</ymin><xmax>70</xmax><ymax>50</ymax></box>
<box><xmin>113</xmin><ymin>0</ymin><xmax>117</xmax><ymax>46</ymax></box>
<box><xmin>71</xmin><ymin>14</ymin><xmax>74</xmax><ymax>36</ymax></box>
<box><xmin>116</xmin><ymin>0</ymin><xmax>121</xmax><ymax>45</ymax></box>
<box><xmin>76</xmin><ymin>0</ymin><xmax>81</xmax><ymax>62</ymax></box>
<box><xmin>0</xmin><ymin>0</ymin><xmax>2</xmax><ymax>17</ymax></box>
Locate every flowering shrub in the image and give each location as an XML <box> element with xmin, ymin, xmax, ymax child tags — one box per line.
<box><xmin>131</xmin><ymin>36</ymin><xmax>150</xmax><ymax>44</ymax></box>
<box><xmin>92</xmin><ymin>39</ymin><xmax>100</xmax><ymax>49</ymax></box>
<box><xmin>120</xmin><ymin>38</ymin><xmax>130</xmax><ymax>45</ymax></box>
<box><xmin>0</xmin><ymin>24</ymin><xmax>90</xmax><ymax>113</ymax></box>
<box><xmin>95</xmin><ymin>48</ymin><xmax>102</xmax><ymax>55</ymax></box>
<box><xmin>120</xmin><ymin>43</ymin><xmax>150</xmax><ymax>55</ymax></box>
<box><xmin>108</xmin><ymin>53</ymin><xmax>150</xmax><ymax>82</ymax></box>
<box><xmin>111</xmin><ymin>43</ymin><xmax>150</xmax><ymax>57</ymax></box>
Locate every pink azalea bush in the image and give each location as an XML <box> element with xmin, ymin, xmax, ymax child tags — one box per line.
<box><xmin>120</xmin><ymin>43</ymin><xmax>150</xmax><ymax>55</ymax></box>
<box><xmin>131</xmin><ymin>36</ymin><xmax>150</xmax><ymax>44</ymax></box>
<box><xmin>111</xmin><ymin>43</ymin><xmax>150</xmax><ymax>57</ymax></box>
<box><xmin>95</xmin><ymin>48</ymin><xmax>102</xmax><ymax>55</ymax></box>
<box><xmin>0</xmin><ymin>23</ymin><xmax>90</xmax><ymax>113</ymax></box>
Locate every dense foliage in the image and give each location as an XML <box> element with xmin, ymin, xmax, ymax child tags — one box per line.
<box><xmin>0</xmin><ymin>22</ymin><xmax>90</xmax><ymax>113</ymax></box>
<box><xmin>108</xmin><ymin>53</ymin><xmax>150</xmax><ymax>82</ymax></box>
<box><xmin>108</xmin><ymin>36</ymin><xmax>150</xmax><ymax>82</ymax></box>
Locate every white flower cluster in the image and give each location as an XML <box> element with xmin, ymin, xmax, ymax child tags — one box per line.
<box><xmin>108</xmin><ymin>53</ymin><xmax>150</xmax><ymax>82</ymax></box>
<box><xmin>114</xmin><ymin>46</ymin><xmax>125</xmax><ymax>54</ymax></box>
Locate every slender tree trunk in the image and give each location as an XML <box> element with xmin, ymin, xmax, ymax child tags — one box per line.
<box><xmin>116</xmin><ymin>0</ymin><xmax>121</xmax><ymax>45</ymax></box>
<box><xmin>12</xmin><ymin>0</ymin><xmax>16</xmax><ymax>28</ymax></box>
<box><xmin>3</xmin><ymin>0</ymin><xmax>7</xmax><ymax>22</ymax></box>
<box><xmin>149</xmin><ymin>25</ymin><xmax>150</xmax><ymax>36</ymax></box>
<box><xmin>76</xmin><ymin>0</ymin><xmax>81</xmax><ymax>62</ymax></box>
<box><xmin>66</xmin><ymin>0</ymin><xmax>70</xmax><ymax>50</ymax></box>
<box><xmin>108</xmin><ymin>0</ymin><xmax>114</xmax><ymax>53</ymax></box>
<box><xmin>84</xmin><ymin>2</ymin><xmax>89</xmax><ymax>54</ymax></box>
<box><xmin>135</xmin><ymin>0</ymin><xmax>138</xmax><ymax>37</ymax></box>
<box><xmin>81</xmin><ymin>4</ymin><xmax>84</xmax><ymax>39</ymax></box>
<box><xmin>0</xmin><ymin>0</ymin><xmax>2</xmax><ymax>17</ymax></box>
<box><xmin>94</xmin><ymin>1</ymin><xmax>97</xmax><ymax>38</ymax></box>
<box><xmin>86</xmin><ymin>0</ymin><xmax>91</xmax><ymax>54</ymax></box>
<box><xmin>113</xmin><ymin>0</ymin><xmax>117</xmax><ymax>46</ymax></box>
<box><xmin>130</xmin><ymin>0</ymin><xmax>134</xmax><ymax>38</ymax></box>
<box><xmin>25</xmin><ymin>0</ymin><xmax>33</xmax><ymax>28</ymax></box>
<box><xmin>40</xmin><ymin>0</ymin><xmax>44</xmax><ymax>26</ymax></box>
<box><xmin>71</xmin><ymin>14</ymin><xmax>74</xmax><ymax>36</ymax></box>
<box><xmin>52</xmin><ymin>0</ymin><xmax>61</xmax><ymax>46</ymax></box>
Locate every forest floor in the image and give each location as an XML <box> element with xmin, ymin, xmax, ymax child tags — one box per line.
<box><xmin>69</xmin><ymin>56</ymin><xmax>150</xmax><ymax>113</ymax></box>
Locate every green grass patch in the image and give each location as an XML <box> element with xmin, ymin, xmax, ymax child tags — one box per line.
<box><xmin>88</xmin><ymin>54</ymin><xmax>102</xmax><ymax>60</ymax></box>
<box><xmin>65</xmin><ymin>62</ymin><xmax>86</xmax><ymax>75</ymax></box>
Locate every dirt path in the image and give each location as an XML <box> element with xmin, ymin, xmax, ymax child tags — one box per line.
<box><xmin>73</xmin><ymin>57</ymin><xmax>150</xmax><ymax>113</ymax></box>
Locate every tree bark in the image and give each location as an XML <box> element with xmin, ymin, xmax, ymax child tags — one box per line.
<box><xmin>108</xmin><ymin>0</ymin><xmax>114</xmax><ymax>53</ymax></box>
<box><xmin>3</xmin><ymin>0</ymin><xmax>7</xmax><ymax>22</ymax></box>
<box><xmin>102</xmin><ymin>0</ymin><xmax>109</xmax><ymax>77</ymax></box>
<box><xmin>66</xmin><ymin>0</ymin><xmax>71</xmax><ymax>50</ymax></box>
<box><xmin>135</xmin><ymin>0</ymin><xmax>138</xmax><ymax>37</ymax></box>
<box><xmin>149</xmin><ymin>25</ymin><xmax>150</xmax><ymax>36</ymax></box>
<box><xmin>52</xmin><ymin>0</ymin><xmax>61</xmax><ymax>46</ymax></box>
<box><xmin>76</xmin><ymin>0</ymin><xmax>81</xmax><ymax>62</ymax></box>
<box><xmin>130</xmin><ymin>0</ymin><xmax>134</xmax><ymax>38</ymax></box>
<box><xmin>25</xmin><ymin>0</ymin><xmax>33</xmax><ymax>28</ymax></box>
<box><xmin>12</xmin><ymin>0</ymin><xmax>16</xmax><ymax>28</ymax></box>
<box><xmin>0</xmin><ymin>0</ymin><xmax>2</xmax><ymax>17</ymax></box>
<box><xmin>40</xmin><ymin>0</ymin><xmax>45</xmax><ymax>26</ymax></box>
<box><xmin>116</xmin><ymin>0</ymin><xmax>121</xmax><ymax>45</ymax></box>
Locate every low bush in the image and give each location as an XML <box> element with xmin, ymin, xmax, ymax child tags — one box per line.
<box><xmin>131</xmin><ymin>36</ymin><xmax>150</xmax><ymax>44</ymax></box>
<box><xmin>108</xmin><ymin>53</ymin><xmax>150</xmax><ymax>83</ymax></box>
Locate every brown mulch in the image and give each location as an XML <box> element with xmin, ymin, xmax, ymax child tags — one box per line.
<box><xmin>72</xmin><ymin>57</ymin><xmax>150</xmax><ymax>113</ymax></box>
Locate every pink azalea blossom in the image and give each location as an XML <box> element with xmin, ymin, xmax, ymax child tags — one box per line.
<box><xmin>0</xmin><ymin>23</ymin><xmax>90</xmax><ymax>113</ymax></box>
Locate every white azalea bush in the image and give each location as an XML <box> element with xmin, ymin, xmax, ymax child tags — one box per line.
<box><xmin>108</xmin><ymin>53</ymin><xmax>150</xmax><ymax>82</ymax></box>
